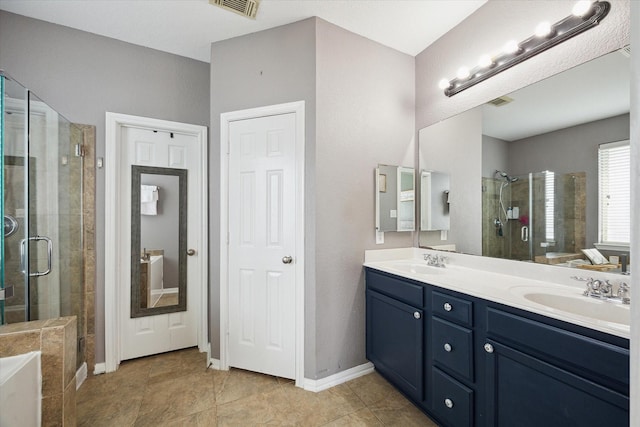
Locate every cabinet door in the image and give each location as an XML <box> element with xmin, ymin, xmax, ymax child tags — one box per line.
<box><xmin>366</xmin><ymin>290</ymin><xmax>424</xmax><ymax>401</ymax></box>
<box><xmin>484</xmin><ymin>340</ymin><xmax>629</xmax><ymax>427</ymax></box>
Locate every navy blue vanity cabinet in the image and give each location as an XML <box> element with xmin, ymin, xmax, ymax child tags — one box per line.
<box><xmin>483</xmin><ymin>306</ymin><xmax>630</xmax><ymax>427</ymax></box>
<box><xmin>430</xmin><ymin>291</ymin><xmax>475</xmax><ymax>427</ymax></box>
<box><xmin>365</xmin><ymin>269</ymin><xmax>425</xmax><ymax>402</ymax></box>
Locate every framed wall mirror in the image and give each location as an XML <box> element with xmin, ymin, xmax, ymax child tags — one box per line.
<box><xmin>419</xmin><ymin>47</ymin><xmax>630</xmax><ymax>274</ymax></box>
<box><xmin>130</xmin><ymin>165</ymin><xmax>187</xmax><ymax>317</ymax></box>
<box><xmin>376</xmin><ymin>164</ymin><xmax>415</xmax><ymax>232</ymax></box>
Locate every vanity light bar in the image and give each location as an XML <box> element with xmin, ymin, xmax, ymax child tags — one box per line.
<box><xmin>440</xmin><ymin>1</ymin><xmax>610</xmax><ymax>97</ymax></box>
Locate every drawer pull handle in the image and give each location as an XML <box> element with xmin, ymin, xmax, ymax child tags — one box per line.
<box><xmin>444</xmin><ymin>343</ymin><xmax>452</xmax><ymax>352</ymax></box>
<box><xmin>443</xmin><ymin>302</ymin><xmax>452</xmax><ymax>312</ymax></box>
<box><xmin>413</xmin><ymin>311</ymin><xmax>421</xmax><ymax>319</ymax></box>
<box><xmin>484</xmin><ymin>343</ymin><xmax>494</xmax><ymax>353</ymax></box>
<box><xmin>444</xmin><ymin>398</ymin><xmax>454</xmax><ymax>409</ymax></box>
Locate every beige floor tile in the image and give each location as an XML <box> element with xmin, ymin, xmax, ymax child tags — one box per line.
<box><xmin>347</xmin><ymin>372</ymin><xmax>404</xmax><ymax>406</ymax></box>
<box><xmin>76</xmin><ymin>349</ymin><xmax>437</xmax><ymax>427</ymax></box>
<box><xmin>280</xmin><ymin>382</ymin><xmax>366</xmax><ymax>426</ymax></box>
<box><xmin>216</xmin><ymin>387</ymin><xmax>298</xmax><ymax>426</ymax></box>
<box><xmin>214</xmin><ymin>368</ymin><xmax>280</xmax><ymax>405</ymax></box>
<box><xmin>323</xmin><ymin>407</ymin><xmax>384</xmax><ymax>426</ymax></box>
<box><xmin>161</xmin><ymin>408</ymin><xmax>217</xmax><ymax>427</ymax></box>
<box><xmin>135</xmin><ymin>370</ymin><xmax>215</xmax><ymax>427</ymax></box>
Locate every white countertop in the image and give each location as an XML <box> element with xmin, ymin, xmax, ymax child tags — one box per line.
<box><xmin>364</xmin><ymin>248</ymin><xmax>630</xmax><ymax>339</ymax></box>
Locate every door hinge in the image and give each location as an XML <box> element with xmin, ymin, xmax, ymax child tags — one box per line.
<box><xmin>75</xmin><ymin>143</ymin><xmax>85</xmax><ymax>157</ymax></box>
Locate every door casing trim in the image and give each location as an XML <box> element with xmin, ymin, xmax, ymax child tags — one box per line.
<box><xmin>220</xmin><ymin>101</ymin><xmax>305</xmax><ymax>386</ymax></box>
<box><xmin>104</xmin><ymin>112</ymin><xmax>209</xmax><ymax>372</ymax></box>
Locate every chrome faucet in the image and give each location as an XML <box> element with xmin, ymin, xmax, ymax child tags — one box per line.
<box><xmin>572</xmin><ymin>276</ymin><xmax>630</xmax><ymax>304</ymax></box>
<box><xmin>424</xmin><ymin>253</ymin><xmax>447</xmax><ymax>268</ymax></box>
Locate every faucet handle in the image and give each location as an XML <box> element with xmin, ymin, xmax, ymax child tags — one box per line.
<box><xmin>617</xmin><ymin>282</ymin><xmax>630</xmax><ymax>304</ymax></box>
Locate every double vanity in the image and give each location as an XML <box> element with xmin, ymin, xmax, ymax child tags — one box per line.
<box><xmin>364</xmin><ymin>248</ymin><xmax>630</xmax><ymax>427</ymax></box>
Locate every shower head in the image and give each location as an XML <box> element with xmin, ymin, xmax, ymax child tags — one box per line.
<box><xmin>495</xmin><ymin>170</ymin><xmax>518</xmax><ymax>183</ymax></box>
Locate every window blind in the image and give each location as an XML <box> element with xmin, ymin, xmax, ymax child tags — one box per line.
<box><xmin>598</xmin><ymin>140</ymin><xmax>630</xmax><ymax>245</ymax></box>
<box><xmin>544</xmin><ymin>171</ymin><xmax>555</xmax><ymax>242</ymax></box>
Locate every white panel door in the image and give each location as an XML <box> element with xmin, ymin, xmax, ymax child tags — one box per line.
<box><xmin>120</xmin><ymin>126</ymin><xmax>200</xmax><ymax>360</ymax></box>
<box><xmin>228</xmin><ymin>113</ymin><xmax>297</xmax><ymax>379</ymax></box>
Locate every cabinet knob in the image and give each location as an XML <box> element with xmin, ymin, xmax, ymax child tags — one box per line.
<box><xmin>444</xmin><ymin>398</ymin><xmax>454</xmax><ymax>409</ymax></box>
<box><xmin>443</xmin><ymin>302</ymin><xmax>452</xmax><ymax>312</ymax></box>
<box><xmin>484</xmin><ymin>343</ymin><xmax>494</xmax><ymax>353</ymax></box>
<box><xmin>413</xmin><ymin>311</ymin><xmax>421</xmax><ymax>319</ymax></box>
<box><xmin>444</xmin><ymin>343</ymin><xmax>452</xmax><ymax>352</ymax></box>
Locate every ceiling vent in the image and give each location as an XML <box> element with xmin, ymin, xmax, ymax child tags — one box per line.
<box><xmin>209</xmin><ymin>0</ymin><xmax>260</xmax><ymax>19</ymax></box>
<box><xmin>487</xmin><ymin>95</ymin><xmax>514</xmax><ymax>107</ymax></box>
<box><xmin>620</xmin><ymin>45</ymin><xmax>631</xmax><ymax>58</ymax></box>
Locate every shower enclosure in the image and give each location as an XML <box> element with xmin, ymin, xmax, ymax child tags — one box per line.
<box><xmin>482</xmin><ymin>170</ymin><xmax>586</xmax><ymax>262</ymax></box>
<box><xmin>0</xmin><ymin>72</ymin><xmax>85</xmax><ymax>366</ymax></box>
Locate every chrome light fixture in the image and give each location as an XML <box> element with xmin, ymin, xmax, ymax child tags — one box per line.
<box><xmin>439</xmin><ymin>1</ymin><xmax>610</xmax><ymax>97</ymax></box>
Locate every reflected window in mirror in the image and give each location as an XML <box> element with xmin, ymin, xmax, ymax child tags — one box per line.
<box><xmin>597</xmin><ymin>140</ymin><xmax>630</xmax><ymax>249</ymax></box>
<box><xmin>131</xmin><ymin>165</ymin><xmax>187</xmax><ymax>317</ymax></box>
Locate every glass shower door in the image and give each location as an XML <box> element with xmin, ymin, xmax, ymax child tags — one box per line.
<box><xmin>1</xmin><ymin>73</ymin><xmax>29</xmax><ymax>324</ymax></box>
<box><xmin>0</xmin><ymin>75</ymin><xmax>84</xmax><ymax>331</ymax></box>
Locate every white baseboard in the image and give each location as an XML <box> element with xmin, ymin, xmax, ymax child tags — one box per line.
<box><xmin>75</xmin><ymin>362</ymin><xmax>87</xmax><ymax>390</ymax></box>
<box><xmin>303</xmin><ymin>362</ymin><xmax>374</xmax><ymax>393</ymax></box>
<box><xmin>208</xmin><ymin>357</ymin><xmax>221</xmax><ymax>370</ymax></box>
<box><xmin>93</xmin><ymin>362</ymin><xmax>106</xmax><ymax>375</ymax></box>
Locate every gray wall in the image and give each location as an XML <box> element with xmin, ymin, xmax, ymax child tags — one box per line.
<box><xmin>209</xmin><ymin>18</ymin><xmax>317</xmax><ymax>372</ymax></box>
<box><xmin>210</xmin><ymin>17</ymin><xmax>414</xmax><ymax>380</ymax></box>
<box><xmin>508</xmin><ymin>114</ymin><xmax>630</xmax><ymax>248</ymax></box>
<box><xmin>0</xmin><ymin>11</ymin><xmax>210</xmax><ymax>363</ymax></box>
<box><xmin>482</xmin><ymin>135</ymin><xmax>509</xmax><ymax>179</ymax></box>
<box><xmin>315</xmin><ymin>18</ymin><xmax>415</xmax><ymax>378</ymax></box>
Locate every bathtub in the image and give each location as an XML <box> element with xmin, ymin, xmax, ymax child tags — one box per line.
<box><xmin>0</xmin><ymin>351</ymin><xmax>42</xmax><ymax>427</ymax></box>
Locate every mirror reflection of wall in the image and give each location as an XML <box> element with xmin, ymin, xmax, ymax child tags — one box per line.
<box><xmin>140</xmin><ymin>174</ymin><xmax>180</xmax><ymax>293</ymax></box>
<box><xmin>418</xmin><ymin>48</ymin><xmax>630</xmax><ymax>274</ymax></box>
<box><xmin>376</xmin><ymin>165</ymin><xmax>415</xmax><ymax>232</ymax></box>
<box><xmin>421</xmin><ymin>171</ymin><xmax>450</xmax><ymax>232</ymax></box>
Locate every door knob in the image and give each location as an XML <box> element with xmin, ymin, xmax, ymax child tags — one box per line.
<box><xmin>282</xmin><ymin>256</ymin><xmax>293</xmax><ymax>264</ymax></box>
<box><xmin>187</xmin><ymin>249</ymin><xmax>196</xmax><ymax>256</ymax></box>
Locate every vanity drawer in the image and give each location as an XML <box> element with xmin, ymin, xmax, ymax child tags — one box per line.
<box><xmin>431</xmin><ymin>367</ymin><xmax>473</xmax><ymax>427</ymax></box>
<box><xmin>486</xmin><ymin>308</ymin><xmax>629</xmax><ymax>391</ymax></box>
<box><xmin>432</xmin><ymin>317</ymin><xmax>474</xmax><ymax>381</ymax></box>
<box><xmin>366</xmin><ymin>269</ymin><xmax>424</xmax><ymax>307</ymax></box>
<box><xmin>432</xmin><ymin>291</ymin><xmax>473</xmax><ymax>327</ymax></box>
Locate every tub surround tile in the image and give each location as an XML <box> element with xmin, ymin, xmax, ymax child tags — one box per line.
<box><xmin>0</xmin><ymin>329</ymin><xmax>41</xmax><ymax>356</ymax></box>
<box><xmin>63</xmin><ymin>378</ymin><xmax>77</xmax><ymax>427</ymax></box>
<box><xmin>41</xmin><ymin>325</ymin><xmax>65</xmax><ymax>397</ymax></box>
<box><xmin>42</xmin><ymin>392</ymin><xmax>64</xmax><ymax>427</ymax></box>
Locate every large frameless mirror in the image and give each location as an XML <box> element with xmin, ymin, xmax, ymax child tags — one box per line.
<box><xmin>130</xmin><ymin>165</ymin><xmax>187</xmax><ymax>317</ymax></box>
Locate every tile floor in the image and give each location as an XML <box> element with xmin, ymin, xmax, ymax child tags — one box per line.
<box><xmin>77</xmin><ymin>347</ymin><xmax>439</xmax><ymax>426</ymax></box>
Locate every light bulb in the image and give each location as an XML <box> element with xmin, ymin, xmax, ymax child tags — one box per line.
<box><xmin>535</xmin><ymin>21</ymin><xmax>552</xmax><ymax>37</ymax></box>
<box><xmin>503</xmin><ymin>40</ymin><xmax>520</xmax><ymax>55</ymax></box>
<box><xmin>572</xmin><ymin>0</ymin><xmax>593</xmax><ymax>17</ymax></box>
<box><xmin>478</xmin><ymin>54</ymin><xmax>493</xmax><ymax>68</ymax></box>
<box><xmin>456</xmin><ymin>67</ymin><xmax>470</xmax><ymax>80</ymax></box>
<box><xmin>438</xmin><ymin>79</ymin><xmax>451</xmax><ymax>90</ymax></box>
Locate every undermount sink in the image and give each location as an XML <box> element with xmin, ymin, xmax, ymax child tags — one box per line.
<box><xmin>388</xmin><ymin>261</ymin><xmax>445</xmax><ymax>275</ymax></box>
<box><xmin>511</xmin><ymin>286</ymin><xmax>630</xmax><ymax>326</ymax></box>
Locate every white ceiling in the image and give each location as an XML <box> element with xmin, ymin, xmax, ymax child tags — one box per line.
<box><xmin>0</xmin><ymin>0</ymin><xmax>487</xmax><ymax>62</ymax></box>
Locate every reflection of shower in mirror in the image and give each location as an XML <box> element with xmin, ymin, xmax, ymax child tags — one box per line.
<box><xmin>494</xmin><ymin>170</ymin><xmax>519</xmax><ymax>236</ymax></box>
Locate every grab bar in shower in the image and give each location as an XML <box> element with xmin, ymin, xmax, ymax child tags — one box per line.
<box><xmin>20</xmin><ymin>236</ymin><xmax>53</xmax><ymax>277</ymax></box>
<box><xmin>521</xmin><ymin>226</ymin><xmax>529</xmax><ymax>242</ymax></box>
